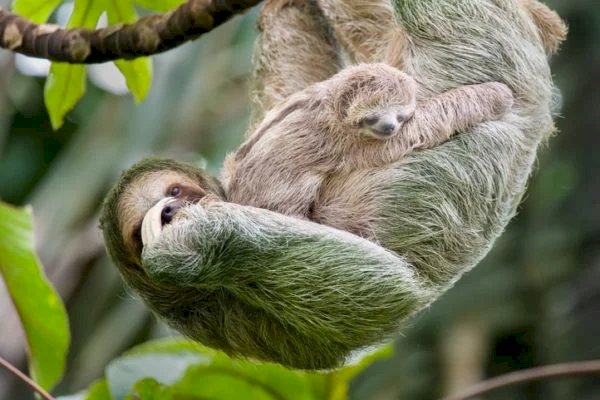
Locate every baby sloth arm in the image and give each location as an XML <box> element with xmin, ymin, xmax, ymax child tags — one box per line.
<box><xmin>331</xmin><ymin>64</ymin><xmax>513</xmax><ymax>167</ymax></box>
<box><xmin>400</xmin><ymin>82</ymin><xmax>514</xmax><ymax>153</ymax></box>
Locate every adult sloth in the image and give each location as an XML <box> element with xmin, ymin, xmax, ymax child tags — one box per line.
<box><xmin>101</xmin><ymin>0</ymin><xmax>564</xmax><ymax>370</ymax></box>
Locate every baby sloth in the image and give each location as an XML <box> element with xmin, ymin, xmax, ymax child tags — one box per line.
<box><xmin>224</xmin><ymin>63</ymin><xmax>514</xmax><ymax>221</ymax></box>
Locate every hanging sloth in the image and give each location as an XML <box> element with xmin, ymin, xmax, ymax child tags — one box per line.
<box><xmin>100</xmin><ymin>0</ymin><xmax>566</xmax><ymax>370</ymax></box>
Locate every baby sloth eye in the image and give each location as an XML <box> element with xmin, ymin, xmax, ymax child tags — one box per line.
<box><xmin>169</xmin><ymin>185</ymin><xmax>181</xmax><ymax>197</ymax></box>
<box><xmin>362</xmin><ymin>115</ymin><xmax>380</xmax><ymax>126</ymax></box>
<box><xmin>396</xmin><ymin>114</ymin><xmax>406</xmax><ymax>123</ymax></box>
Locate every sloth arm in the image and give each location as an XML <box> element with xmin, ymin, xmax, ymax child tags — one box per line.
<box><xmin>142</xmin><ymin>202</ymin><xmax>434</xmax><ymax>334</ymax></box>
<box><xmin>400</xmin><ymin>82</ymin><xmax>514</xmax><ymax>152</ymax></box>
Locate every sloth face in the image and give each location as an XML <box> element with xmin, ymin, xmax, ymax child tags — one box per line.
<box><xmin>356</xmin><ymin>104</ymin><xmax>415</xmax><ymax>139</ymax></box>
<box><xmin>334</xmin><ymin>64</ymin><xmax>417</xmax><ymax>140</ymax></box>
<box><xmin>104</xmin><ymin>163</ymin><xmax>225</xmax><ymax>267</ymax></box>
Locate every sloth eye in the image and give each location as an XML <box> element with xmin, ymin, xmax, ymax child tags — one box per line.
<box><xmin>169</xmin><ymin>186</ymin><xmax>181</xmax><ymax>197</ymax></box>
<box><xmin>362</xmin><ymin>115</ymin><xmax>379</xmax><ymax>126</ymax></box>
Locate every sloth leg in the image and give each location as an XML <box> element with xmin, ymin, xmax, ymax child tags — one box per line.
<box><xmin>315</xmin><ymin>0</ymin><xmax>409</xmax><ymax>68</ymax></box>
<box><xmin>248</xmin><ymin>0</ymin><xmax>342</xmax><ymax>131</ymax></box>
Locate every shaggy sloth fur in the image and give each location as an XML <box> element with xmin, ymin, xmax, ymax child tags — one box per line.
<box><xmin>101</xmin><ymin>0</ymin><xmax>565</xmax><ymax>370</ymax></box>
<box><xmin>225</xmin><ymin>63</ymin><xmax>514</xmax><ymax>231</ymax></box>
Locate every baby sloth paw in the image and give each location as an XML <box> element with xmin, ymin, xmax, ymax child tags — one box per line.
<box><xmin>362</xmin><ymin>110</ymin><xmax>413</xmax><ymax>140</ymax></box>
<box><xmin>481</xmin><ymin>82</ymin><xmax>515</xmax><ymax>119</ymax></box>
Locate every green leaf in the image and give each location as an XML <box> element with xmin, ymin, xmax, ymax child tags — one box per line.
<box><xmin>44</xmin><ymin>0</ymin><xmax>104</xmax><ymax>129</ymax></box>
<box><xmin>56</xmin><ymin>379</ymin><xmax>112</xmax><ymax>400</ymax></box>
<box><xmin>106</xmin><ymin>0</ymin><xmax>153</xmax><ymax>102</ymax></box>
<box><xmin>134</xmin><ymin>0</ymin><xmax>186</xmax><ymax>12</ymax></box>
<box><xmin>114</xmin><ymin>59</ymin><xmax>153</xmax><ymax>103</ymax></box>
<box><xmin>107</xmin><ymin>339</ymin><xmax>327</xmax><ymax>400</ymax></box>
<box><xmin>12</xmin><ymin>0</ymin><xmax>63</xmax><ymax>23</ymax></box>
<box><xmin>126</xmin><ymin>379</ymin><xmax>171</xmax><ymax>400</ymax></box>
<box><xmin>86</xmin><ymin>379</ymin><xmax>113</xmax><ymax>400</ymax></box>
<box><xmin>45</xmin><ymin>63</ymin><xmax>87</xmax><ymax>130</ymax></box>
<box><xmin>328</xmin><ymin>345</ymin><xmax>395</xmax><ymax>400</ymax></box>
<box><xmin>106</xmin><ymin>351</ymin><xmax>209</xmax><ymax>400</ymax></box>
<box><xmin>89</xmin><ymin>339</ymin><xmax>393</xmax><ymax>400</ymax></box>
<box><xmin>0</xmin><ymin>201</ymin><xmax>70</xmax><ymax>391</ymax></box>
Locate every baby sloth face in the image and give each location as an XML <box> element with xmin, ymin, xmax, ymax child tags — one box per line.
<box><xmin>358</xmin><ymin>104</ymin><xmax>415</xmax><ymax>139</ymax></box>
<box><xmin>335</xmin><ymin>63</ymin><xmax>417</xmax><ymax>140</ymax></box>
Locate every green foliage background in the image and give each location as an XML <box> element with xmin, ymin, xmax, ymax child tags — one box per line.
<box><xmin>0</xmin><ymin>0</ymin><xmax>598</xmax><ymax>399</ymax></box>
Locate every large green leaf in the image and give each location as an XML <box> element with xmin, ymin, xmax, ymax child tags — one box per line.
<box><xmin>106</xmin><ymin>0</ymin><xmax>153</xmax><ymax>102</ymax></box>
<box><xmin>65</xmin><ymin>339</ymin><xmax>395</xmax><ymax>399</ymax></box>
<box><xmin>106</xmin><ymin>352</ymin><xmax>209</xmax><ymax>399</ymax></box>
<box><xmin>44</xmin><ymin>0</ymin><xmax>104</xmax><ymax>129</ymax></box>
<box><xmin>12</xmin><ymin>0</ymin><xmax>63</xmax><ymax>23</ymax></box>
<box><xmin>0</xmin><ymin>202</ymin><xmax>70</xmax><ymax>391</ymax></box>
<box><xmin>105</xmin><ymin>339</ymin><xmax>326</xmax><ymax>400</ymax></box>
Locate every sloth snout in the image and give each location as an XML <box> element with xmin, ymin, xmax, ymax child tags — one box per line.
<box><xmin>161</xmin><ymin>202</ymin><xmax>182</xmax><ymax>225</ymax></box>
<box><xmin>372</xmin><ymin>121</ymin><xmax>397</xmax><ymax>136</ymax></box>
<box><xmin>365</xmin><ymin>114</ymin><xmax>400</xmax><ymax>138</ymax></box>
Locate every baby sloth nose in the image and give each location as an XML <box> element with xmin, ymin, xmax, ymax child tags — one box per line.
<box><xmin>373</xmin><ymin>122</ymin><xmax>397</xmax><ymax>136</ymax></box>
<box><xmin>365</xmin><ymin>114</ymin><xmax>400</xmax><ymax>138</ymax></box>
<box><xmin>161</xmin><ymin>202</ymin><xmax>182</xmax><ymax>225</ymax></box>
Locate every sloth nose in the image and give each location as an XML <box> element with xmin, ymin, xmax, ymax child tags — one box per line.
<box><xmin>372</xmin><ymin>122</ymin><xmax>397</xmax><ymax>136</ymax></box>
<box><xmin>161</xmin><ymin>203</ymin><xmax>181</xmax><ymax>225</ymax></box>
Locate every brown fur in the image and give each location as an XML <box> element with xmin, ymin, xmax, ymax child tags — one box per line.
<box><xmin>225</xmin><ymin>63</ymin><xmax>513</xmax><ymax>226</ymax></box>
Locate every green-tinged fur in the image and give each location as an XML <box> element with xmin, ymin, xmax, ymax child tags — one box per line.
<box><xmin>100</xmin><ymin>0</ymin><xmax>561</xmax><ymax>370</ymax></box>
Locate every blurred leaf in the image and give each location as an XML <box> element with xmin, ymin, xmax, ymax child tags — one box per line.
<box><xmin>78</xmin><ymin>338</ymin><xmax>396</xmax><ymax>400</ymax></box>
<box><xmin>328</xmin><ymin>345</ymin><xmax>395</xmax><ymax>400</ymax></box>
<box><xmin>45</xmin><ymin>64</ymin><xmax>87</xmax><ymax>130</ymax></box>
<box><xmin>106</xmin><ymin>352</ymin><xmax>208</xmax><ymax>400</ymax></box>
<box><xmin>104</xmin><ymin>339</ymin><xmax>327</xmax><ymax>400</ymax></box>
<box><xmin>12</xmin><ymin>0</ymin><xmax>62</xmax><ymax>23</ymax></box>
<box><xmin>0</xmin><ymin>201</ymin><xmax>70</xmax><ymax>391</ymax></box>
<box><xmin>126</xmin><ymin>379</ymin><xmax>170</xmax><ymax>400</ymax></box>
<box><xmin>86</xmin><ymin>379</ymin><xmax>113</xmax><ymax>400</ymax></box>
<box><xmin>134</xmin><ymin>0</ymin><xmax>186</xmax><ymax>12</ymax></box>
<box><xmin>57</xmin><ymin>379</ymin><xmax>112</xmax><ymax>400</ymax></box>
<box><xmin>106</xmin><ymin>0</ymin><xmax>153</xmax><ymax>102</ymax></box>
<box><xmin>44</xmin><ymin>0</ymin><xmax>104</xmax><ymax>129</ymax></box>
<box><xmin>114</xmin><ymin>59</ymin><xmax>152</xmax><ymax>103</ymax></box>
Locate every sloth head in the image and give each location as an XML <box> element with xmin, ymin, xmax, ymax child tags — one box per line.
<box><xmin>100</xmin><ymin>158</ymin><xmax>225</xmax><ymax>273</ymax></box>
<box><xmin>331</xmin><ymin>63</ymin><xmax>417</xmax><ymax>140</ymax></box>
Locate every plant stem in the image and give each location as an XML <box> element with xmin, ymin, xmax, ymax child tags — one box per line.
<box><xmin>0</xmin><ymin>354</ymin><xmax>55</xmax><ymax>400</ymax></box>
<box><xmin>442</xmin><ymin>360</ymin><xmax>600</xmax><ymax>400</ymax></box>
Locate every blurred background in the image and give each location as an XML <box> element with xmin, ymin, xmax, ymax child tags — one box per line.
<box><xmin>0</xmin><ymin>0</ymin><xmax>598</xmax><ymax>399</ymax></box>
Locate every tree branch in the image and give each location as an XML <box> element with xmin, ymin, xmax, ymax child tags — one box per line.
<box><xmin>0</xmin><ymin>354</ymin><xmax>55</xmax><ymax>400</ymax></box>
<box><xmin>0</xmin><ymin>0</ymin><xmax>261</xmax><ymax>64</ymax></box>
<box><xmin>441</xmin><ymin>360</ymin><xmax>600</xmax><ymax>400</ymax></box>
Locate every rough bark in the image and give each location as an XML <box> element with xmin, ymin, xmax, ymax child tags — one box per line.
<box><xmin>0</xmin><ymin>0</ymin><xmax>260</xmax><ymax>63</ymax></box>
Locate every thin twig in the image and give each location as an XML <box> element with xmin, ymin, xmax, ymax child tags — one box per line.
<box><xmin>0</xmin><ymin>354</ymin><xmax>55</xmax><ymax>400</ymax></box>
<box><xmin>442</xmin><ymin>360</ymin><xmax>600</xmax><ymax>400</ymax></box>
<box><xmin>0</xmin><ymin>0</ymin><xmax>261</xmax><ymax>63</ymax></box>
